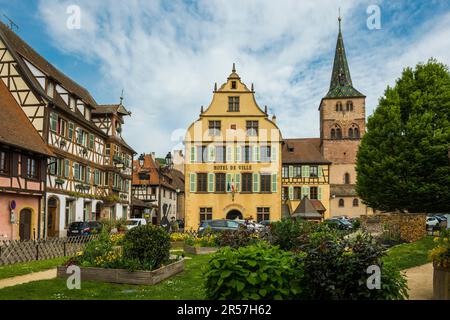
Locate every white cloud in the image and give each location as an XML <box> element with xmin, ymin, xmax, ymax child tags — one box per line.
<box><xmin>36</xmin><ymin>0</ymin><xmax>450</xmax><ymax>156</ymax></box>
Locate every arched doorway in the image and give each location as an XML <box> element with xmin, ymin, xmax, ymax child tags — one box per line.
<box><xmin>47</xmin><ymin>197</ymin><xmax>60</xmax><ymax>238</ymax></box>
<box><xmin>95</xmin><ymin>202</ymin><xmax>103</xmax><ymax>221</ymax></box>
<box><xmin>19</xmin><ymin>209</ymin><xmax>32</xmax><ymax>241</ymax></box>
<box><xmin>226</xmin><ymin>210</ymin><xmax>243</xmax><ymax>220</ymax></box>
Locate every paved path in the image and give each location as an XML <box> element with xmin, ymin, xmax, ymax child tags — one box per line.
<box><xmin>404</xmin><ymin>263</ymin><xmax>433</xmax><ymax>300</ymax></box>
<box><xmin>0</xmin><ymin>269</ymin><xmax>56</xmax><ymax>290</ymax></box>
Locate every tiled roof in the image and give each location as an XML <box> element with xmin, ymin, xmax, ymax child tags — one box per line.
<box><xmin>0</xmin><ymin>80</ymin><xmax>52</xmax><ymax>156</ymax></box>
<box><xmin>170</xmin><ymin>169</ymin><xmax>185</xmax><ymax>192</ymax></box>
<box><xmin>93</xmin><ymin>104</ymin><xmax>131</xmax><ymax>116</ymax></box>
<box><xmin>282</xmin><ymin>138</ymin><xmax>331</xmax><ymax>164</ymax></box>
<box><xmin>0</xmin><ymin>22</ymin><xmax>97</xmax><ymax>107</ymax></box>
<box><xmin>132</xmin><ymin>155</ymin><xmax>177</xmax><ymax>190</ymax></box>
<box><xmin>131</xmin><ymin>197</ymin><xmax>156</xmax><ymax>208</ymax></box>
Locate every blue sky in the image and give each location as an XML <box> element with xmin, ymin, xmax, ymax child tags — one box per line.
<box><xmin>1</xmin><ymin>0</ymin><xmax>450</xmax><ymax>156</ymax></box>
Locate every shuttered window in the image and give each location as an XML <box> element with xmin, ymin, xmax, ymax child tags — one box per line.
<box><xmin>260</xmin><ymin>174</ymin><xmax>271</xmax><ymax>193</ymax></box>
<box><xmin>197</xmin><ymin>173</ymin><xmax>207</xmax><ymax>192</ymax></box>
<box><xmin>215</xmin><ymin>173</ymin><xmax>226</xmax><ymax>192</ymax></box>
<box><xmin>50</xmin><ymin>113</ymin><xmax>58</xmax><ymax>132</ymax></box>
<box><xmin>242</xmin><ymin>173</ymin><xmax>252</xmax><ymax>192</ymax></box>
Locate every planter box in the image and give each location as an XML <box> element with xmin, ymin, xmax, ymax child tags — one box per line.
<box><xmin>57</xmin><ymin>259</ymin><xmax>184</xmax><ymax>285</ymax></box>
<box><xmin>183</xmin><ymin>244</ymin><xmax>218</xmax><ymax>255</ymax></box>
<box><xmin>433</xmin><ymin>263</ymin><xmax>450</xmax><ymax>300</ymax></box>
<box><xmin>171</xmin><ymin>241</ymin><xmax>184</xmax><ymax>249</ymax></box>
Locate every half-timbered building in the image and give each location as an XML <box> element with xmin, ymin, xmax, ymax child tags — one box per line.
<box><xmin>132</xmin><ymin>153</ymin><xmax>179</xmax><ymax>224</ymax></box>
<box><xmin>0</xmin><ymin>22</ymin><xmax>135</xmax><ymax>237</ymax></box>
<box><xmin>0</xmin><ymin>78</ymin><xmax>52</xmax><ymax>240</ymax></box>
<box><xmin>281</xmin><ymin>139</ymin><xmax>331</xmax><ymax>221</ymax></box>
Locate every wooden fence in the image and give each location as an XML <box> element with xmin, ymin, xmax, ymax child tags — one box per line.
<box><xmin>0</xmin><ymin>235</ymin><xmax>96</xmax><ymax>266</ymax></box>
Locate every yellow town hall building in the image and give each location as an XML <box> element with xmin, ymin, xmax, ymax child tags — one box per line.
<box><xmin>184</xmin><ymin>66</ymin><xmax>283</xmax><ymax>230</ymax></box>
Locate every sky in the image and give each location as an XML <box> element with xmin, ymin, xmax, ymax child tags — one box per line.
<box><xmin>1</xmin><ymin>0</ymin><xmax>450</xmax><ymax>157</ymax></box>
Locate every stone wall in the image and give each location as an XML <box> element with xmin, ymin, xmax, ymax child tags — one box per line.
<box><xmin>360</xmin><ymin>213</ymin><xmax>426</xmax><ymax>243</ymax></box>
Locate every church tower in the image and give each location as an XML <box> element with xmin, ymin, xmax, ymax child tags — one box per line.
<box><xmin>319</xmin><ymin>16</ymin><xmax>369</xmax><ymax>217</ymax></box>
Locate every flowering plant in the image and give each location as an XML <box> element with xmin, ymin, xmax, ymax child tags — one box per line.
<box><xmin>429</xmin><ymin>229</ymin><xmax>450</xmax><ymax>268</ymax></box>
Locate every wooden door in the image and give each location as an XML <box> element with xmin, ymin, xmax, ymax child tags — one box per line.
<box><xmin>19</xmin><ymin>209</ymin><xmax>32</xmax><ymax>241</ymax></box>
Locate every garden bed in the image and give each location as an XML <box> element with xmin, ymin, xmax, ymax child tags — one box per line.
<box><xmin>433</xmin><ymin>263</ymin><xmax>450</xmax><ymax>300</ymax></box>
<box><xmin>57</xmin><ymin>259</ymin><xmax>185</xmax><ymax>285</ymax></box>
<box><xmin>183</xmin><ymin>245</ymin><xmax>217</xmax><ymax>255</ymax></box>
<box><xmin>171</xmin><ymin>241</ymin><xmax>185</xmax><ymax>249</ymax></box>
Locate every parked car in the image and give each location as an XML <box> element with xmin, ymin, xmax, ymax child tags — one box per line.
<box><xmin>125</xmin><ymin>218</ymin><xmax>147</xmax><ymax>230</ymax></box>
<box><xmin>198</xmin><ymin>219</ymin><xmax>241</xmax><ymax>235</ymax></box>
<box><xmin>259</xmin><ymin>220</ymin><xmax>274</xmax><ymax>227</ymax></box>
<box><xmin>333</xmin><ymin>215</ymin><xmax>350</xmax><ymax>221</ymax></box>
<box><xmin>426</xmin><ymin>216</ymin><xmax>441</xmax><ymax>229</ymax></box>
<box><xmin>234</xmin><ymin>220</ymin><xmax>265</xmax><ymax>232</ymax></box>
<box><xmin>323</xmin><ymin>218</ymin><xmax>353</xmax><ymax>230</ymax></box>
<box><xmin>67</xmin><ymin>221</ymin><xmax>103</xmax><ymax>237</ymax></box>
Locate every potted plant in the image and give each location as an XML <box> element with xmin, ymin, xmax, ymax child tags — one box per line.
<box><xmin>430</xmin><ymin>229</ymin><xmax>450</xmax><ymax>300</ymax></box>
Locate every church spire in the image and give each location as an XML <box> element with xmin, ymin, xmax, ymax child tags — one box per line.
<box><xmin>325</xmin><ymin>14</ymin><xmax>364</xmax><ymax>99</ymax></box>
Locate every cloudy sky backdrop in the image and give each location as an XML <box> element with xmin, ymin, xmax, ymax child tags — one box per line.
<box><xmin>1</xmin><ymin>0</ymin><xmax>450</xmax><ymax>156</ymax></box>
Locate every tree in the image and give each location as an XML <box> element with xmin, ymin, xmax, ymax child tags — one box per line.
<box><xmin>356</xmin><ymin>59</ymin><xmax>450</xmax><ymax>213</ymax></box>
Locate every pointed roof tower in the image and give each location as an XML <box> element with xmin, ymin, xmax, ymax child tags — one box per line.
<box><xmin>325</xmin><ymin>15</ymin><xmax>364</xmax><ymax>99</ymax></box>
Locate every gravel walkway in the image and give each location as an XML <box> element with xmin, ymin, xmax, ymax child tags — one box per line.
<box><xmin>0</xmin><ymin>269</ymin><xmax>57</xmax><ymax>290</ymax></box>
<box><xmin>404</xmin><ymin>263</ymin><xmax>433</xmax><ymax>300</ymax></box>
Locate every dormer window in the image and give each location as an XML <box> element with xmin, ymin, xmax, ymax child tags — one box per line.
<box><xmin>69</xmin><ymin>97</ymin><xmax>76</xmax><ymax>111</ymax></box>
<box><xmin>231</xmin><ymin>81</ymin><xmax>237</xmax><ymax>89</ymax></box>
<box><xmin>47</xmin><ymin>81</ymin><xmax>54</xmax><ymax>98</ymax></box>
<box><xmin>228</xmin><ymin>96</ymin><xmax>240</xmax><ymax>112</ymax></box>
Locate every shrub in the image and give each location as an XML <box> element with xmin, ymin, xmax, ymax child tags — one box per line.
<box><xmin>68</xmin><ymin>229</ymin><xmax>117</xmax><ymax>268</ymax></box>
<box><xmin>184</xmin><ymin>234</ymin><xmax>218</xmax><ymax>247</ymax></box>
<box><xmin>216</xmin><ymin>229</ymin><xmax>259</xmax><ymax>249</ymax></box>
<box><xmin>429</xmin><ymin>229</ymin><xmax>450</xmax><ymax>267</ymax></box>
<box><xmin>297</xmin><ymin>231</ymin><xmax>408</xmax><ymax>300</ymax></box>
<box><xmin>204</xmin><ymin>242</ymin><xmax>302</xmax><ymax>300</ymax></box>
<box><xmin>123</xmin><ymin>224</ymin><xmax>171</xmax><ymax>270</ymax></box>
<box><xmin>269</xmin><ymin>218</ymin><xmax>338</xmax><ymax>251</ymax></box>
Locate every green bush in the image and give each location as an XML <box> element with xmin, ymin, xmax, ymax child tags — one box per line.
<box><xmin>204</xmin><ymin>242</ymin><xmax>302</xmax><ymax>300</ymax></box>
<box><xmin>216</xmin><ymin>229</ymin><xmax>259</xmax><ymax>249</ymax></box>
<box><xmin>298</xmin><ymin>231</ymin><xmax>408</xmax><ymax>300</ymax></box>
<box><xmin>123</xmin><ymin>224</ymin><xmax>171</xmax><ymax>270</ymax></box>
<box><xmin>269</xmin><ymin>218</ymin><xmax>338</xmax><ymax>251</ymax></box>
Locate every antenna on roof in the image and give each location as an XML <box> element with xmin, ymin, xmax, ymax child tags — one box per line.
<box><xmin>119</xmin><ymin>89</ymin><xmax>124</xmax><ymax>106</ymax></box>
<box><xmin>3</xmin><ymin>14</ymin><xmax>19</xmax><ymax>31</ymax></box>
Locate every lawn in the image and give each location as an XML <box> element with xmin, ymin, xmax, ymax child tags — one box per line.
<box><xmin>0</xmin><ymin>253</ymin><xmax>210</xmax><ymax>300</ymax></box>
<box><xmin>382</xmin><ymin>236</ymin><xmax>435</xmax><ymax>270</ymax></box>
<box><xmin>0</xmin><ymin>257</ymin><xmax>67</xmax><ymax>280</ymax></box>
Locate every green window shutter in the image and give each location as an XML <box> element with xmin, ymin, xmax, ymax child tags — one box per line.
<box><xmin>318</xmin><ymin>186</ymin><xmax>322</xmax><ymax>200</ymax></box>
<box><xmin>302</xmin><ymin>166</ymin><xmax>310</xmax><ymax>178</ymax></box>
<box><xmin>86</xmin><ymin>167</ymin><xmax>91</xmax><ymax>183</ymax></box>
<box><xmin>289</xmin><ymin>165</ymin><xmax>294</xmax><ymax>178</ymax></box>
<box><xmin>288</xmin><ymin>186</ymin><xmax>294</xmax><ymax>200</ymax></box>
<box><xmin>253</xmin><ymin>145</ymin><xmax>260</xmax><ymax>162</ymax></box>
<box><xmin>68</xmin><ymin>123</ymin><xmax>74</xmax><ymax>140</ymax></box>
<box><xmin>271</xmin><ymin>145</ymin><xmax>277</xmax><ymax>162</ymax></box>
<box><xmin>235</xmin><ymin>145</ymin><xmax>241</xmax><ymax>163</ymax></box>
<box><xmin>235</xmin><ymin>173</ymin><xmax>241</xmax><ymax>192</ymax></box>
<box><xmin>305</xmin><ymin>166</ymin><xmax>311</xmax><ymax>177</ymax></box>
<box><xmin>226</xmin><ymin>173</ymin><xmax>232</xmax><ymax>192</ymax></box>
<box><xmin>318</xmin><ymin>166</ymin><xmax>323</xmax><ymax>178</ymax></box>
<box><xmin>208</xmin><ymin>173</ymin><xmax>214</xmax><ymax>192</ymax></box>
<box><xmin>64</xmin><ymin>159</ymin><xmax>70</xmax><ymax>178</ymax></box>
<box><xmin>190</xmin><ymin>173</ymin><xmax>196</xmax><ymax>192</ymax></box>
<box><xmin>271</xmin><ymin>173</ymin><xmax>277</xmax><ymax>193</ymax></box>
<box><xmin>190</xmin><ymin>146</ymin><xmax>196</xmax><ymax>163</ymax></box>
<box><xmin>50</xmin><ymin>113</ymin><xmax>58</xmax><ymax>132</ymax></box>
<box><xmin>302</xmin><ymin>186</ymin><xmax>310</xmax><ymax>199</ymax></box>
<box><xmin>208</xmin><ymin>146</ymin><xmax>215</xmax><ymax>162</ymax></box>
<box><xmin>226</xmin><ymin>146</ymin><xmax>233</xmax><ymax>163</ymax></box>
<box><xmin>89</xmin><ymin>134</ymin><xmax>95</xmax><ymax>149</ymax></box>
<box><xmin>74</xmin><ymin>163</ymin><xmax>80</xmax><ymax>181</ymax></box>
<box><xmin>253</xmin><ymin>173</ymin><xmax>260</xmax><ymax>193</ymax></box>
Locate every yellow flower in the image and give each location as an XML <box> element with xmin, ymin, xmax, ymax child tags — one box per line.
<box><xmin>434</xmin><ymin>237</ymin><xmax>440</xmax><ymax>243</ymax></box>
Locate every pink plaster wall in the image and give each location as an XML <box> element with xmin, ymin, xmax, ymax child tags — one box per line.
<box><xmin>0</xmin><ymin>193</ymin><xmax>40</xmax><ymax>240</ymax></box>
